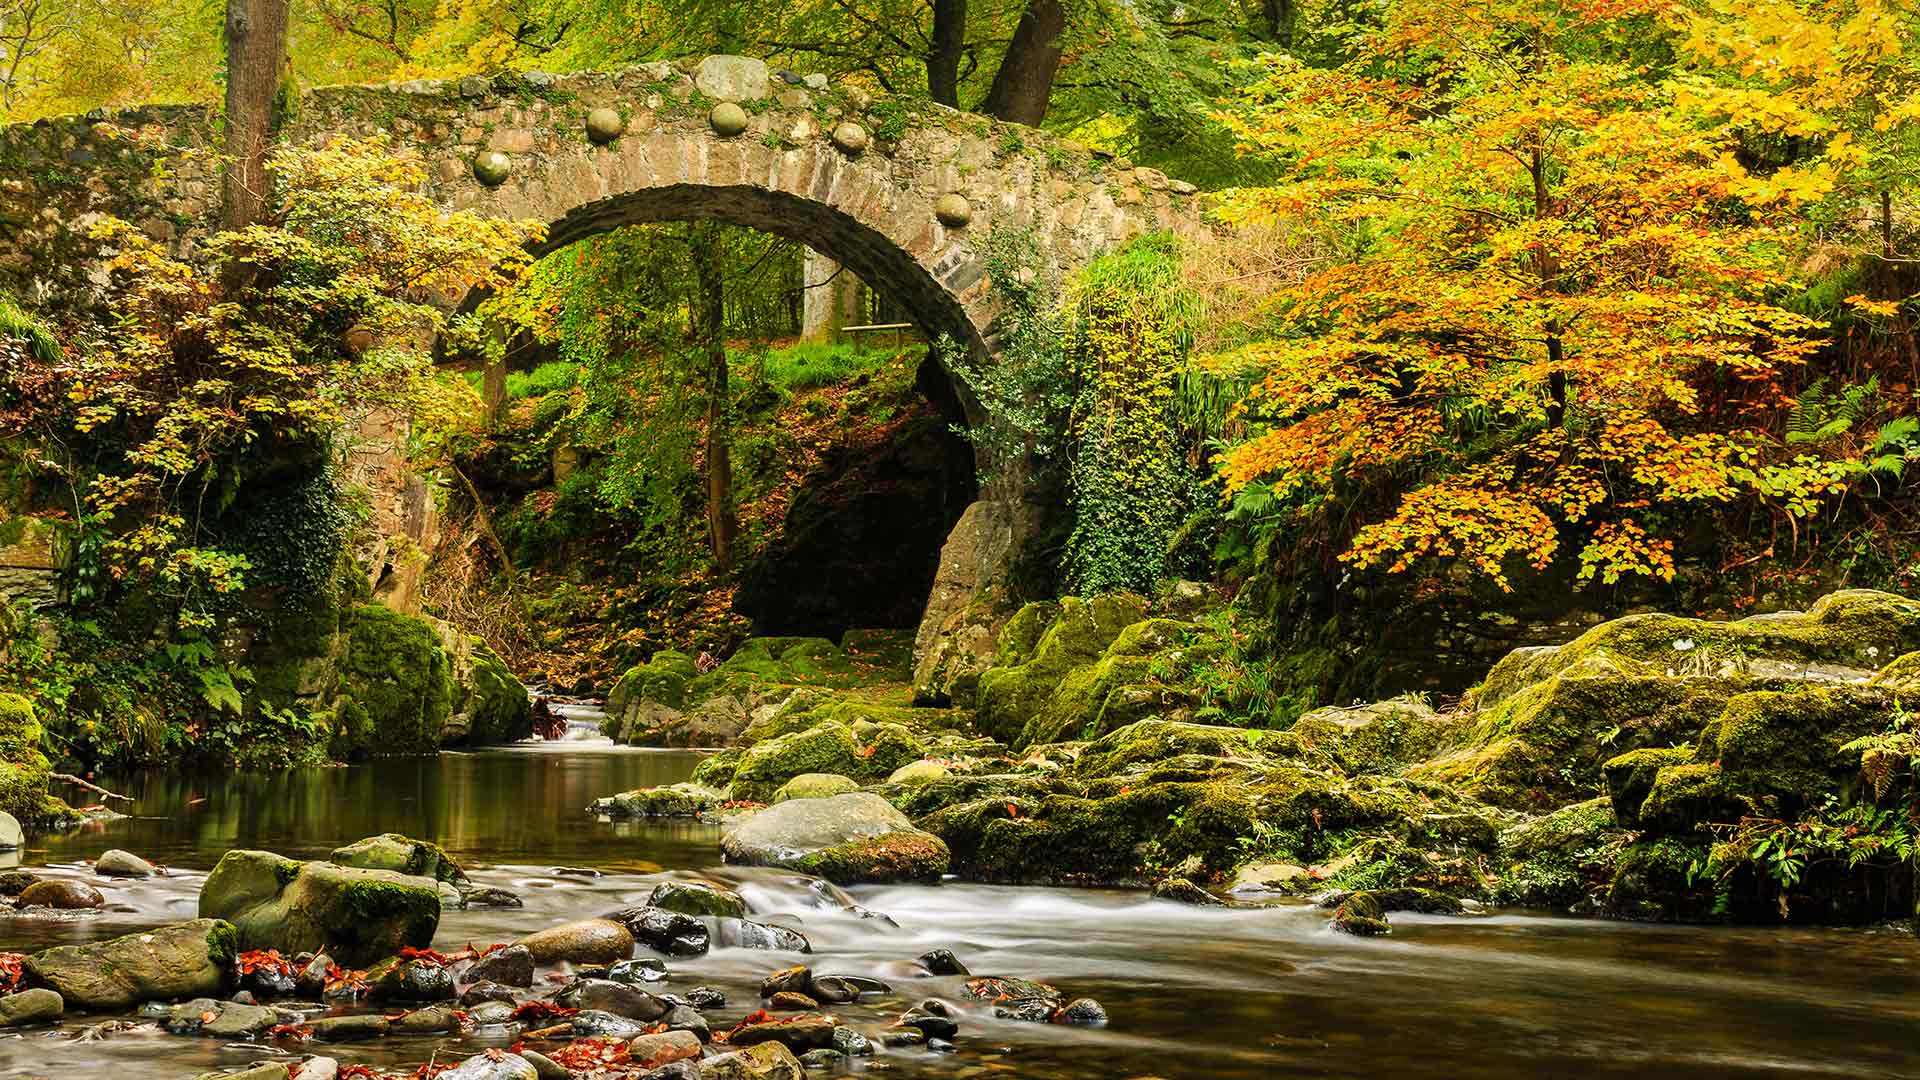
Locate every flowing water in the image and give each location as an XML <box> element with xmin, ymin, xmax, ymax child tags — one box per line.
<box><xmin>3</xmin><ymin>726</ymin><xmax>1919</xmax><ymax>1080</ymax></box>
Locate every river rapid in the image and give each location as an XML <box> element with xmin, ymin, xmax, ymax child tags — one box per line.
<box><xmin>2</xmin><ymin>730</ymin><xmax>1918</xmax><ymax>1080</ymax></box>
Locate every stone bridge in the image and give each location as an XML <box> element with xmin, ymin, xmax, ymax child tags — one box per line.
<box><xmin>0</xmin><ymin>55</ymin><xmax>1209</xmax><ymax>700</ymax></box>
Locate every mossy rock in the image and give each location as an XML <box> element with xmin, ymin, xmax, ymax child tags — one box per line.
<box><xmin>1705</xmin><ymin>685</ymin><xmax>1888</xmax><ymax>802</ymax></box>
<box><xmin>1605</xmin><ymin>837</ymin><xmax>1713</xmax><ymax>920</ymax></box>
<box><xmin>1636</xmin><ymin>763</ymin><xmax>1742</xmax><ymax>834</ymax></box>
<box><xmin>1071</xmin><ymin>720</ymin><xmax>1273</xmax><ymax>780</ymax></box>
<box><xmin>0</xmin><ymin>692</ymin><xmax>68</xmax><ymax>826</ymax></box>
<box><xmin>589</xmin><ymin>782</ymin><xmax>723</xmax><ymax>818</ymax></box>
<box><xmin>729</xmin><ymin>723</ymin><xmax>863</xmax><ymax>802</ymax></box>
<box><xmin>333</xmin><ymin>604</ymin><xmax>454</xmax><ymax>758</ymax></box>
<box><xmin>199</xmin><ymin>850</ymin><xmax>440</xmax><ymax>967</ymax></box>
<box><xmin>1477</xmin><ymin>589</ymin><xmax>1920</xmax><ymax>709</ymax></box>
<box><xmin>27</xmin><ymin>918</ymin><xmax>235</xmax><ymax>1009</ymax></box>
<box><xmin>691</xmin><ymin>748</ymin><xmax>745</xmax><ymax>791</ymax></box>
<box><xmin>331</xmin><ymin>833</ymin><xmax>466</xmax><ymax>884</ymax></box>
<box><xmin>1291</xmin><ymin>698</ymin><xmax>1465</xmax><ymax>776</ymax></box>
<box><xmin>975</xmin><ymin>594</ymin><xmax>1149</xmax><ymax>748</ymax></box>
<box><xmin>608</xmin><ymin>650</ymin><xmax>699</xmax><ymax>713</ymax></box>
<box><xmin>774</xmin><ymin>773</ymin><xmax>860</xmax><ymax>802</ymax></box>
<box><xmin>1494</xmin><ymin>798</ymin><xmax>1626</xmax><ymax>909</ymax></box>
<box><xmin>720</xmin><ymin>792</ymin><xmax>950</xmax><ymax>884</ymax></box>
<box><xmin>1868</xmin><ymin>650</ymin><xmax>1920</xmax><ymax>691</ymax></box>
<box><xmin>1411</xmin><ymin>666</ymin><xmax>1734</xmax><ymax>811</ymax></box>
<box><xmin>456</xmin><ymin>637</ymin><xmax>532</xmax><ymax>746</ymax></box>
<box><xmin>1600</xmin><ymin>747</ymin><xmax>1695</xmax><ymax>827</ymax></box>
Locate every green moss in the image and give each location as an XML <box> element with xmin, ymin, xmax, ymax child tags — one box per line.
<box><xmin>203</xmin><ymin>920</ymin><xmax>239</xmax><ymax>971</ymax></box>
<box><xmin>773</xmin><ymin>773</ymin><xmax>859</xmax><ymax>802</ymax></box>
<box><xmin>976</xmin><ymin>595</ymin><xmax>1150</xmax><ymax>748</ymax></box>
<box><xmin>1637</xmin><ymin>763</ymin><xmax>1741</xmax><ymax>833</ymax></box>
<box><xmin>1600</xmin><ymin>746</ymin><xmax>1694</xmax><ymax>826</ymax></box>
<box><xmin>792</xmin><ymin>831</ymin><xmax>950</xmax><ymax>883</ymax></box>
<box><xmin>332</xmin><ymin>604</ymin><xmax>453</xmax><ymax>757</ymax></box>
<box><xmin>0</xmin><ymin>692</ymin><xmax>69</xmax><ymax>825</ymax></box>
<box><xmin>729</xmin><ymin>722</ymin><xmax>862</xmax><ymax>801</ymax></box>
<box><xmin>1494</xmin><ymin>798</ymin><xmax>1625</xmax><ymax>908</ymax></box>
<box><xmin>1606</xmin><ymin>837</ymin><xmax>1713</xmax><ymax>920</ymax></box>
<box><xmin>691</xmin><ymin>748</ymin><xmax>744</xmax><ymax>790</ymax></box>
<box><xmin>1706</xmin><ymin>686</ymin><xmax>1887</xmax><ymax>800</ymax></box>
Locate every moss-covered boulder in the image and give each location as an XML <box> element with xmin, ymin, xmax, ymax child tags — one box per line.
<box><xmin>27</xmin><ymin>918</ymin><xmax>235</xmax><ymax>1009</ymax></box>
<box><xmin>332</xmin><ymin>604</ymin><xmax>453</xmax><ymax>757</ymax></box>
<box><xmin>720</xmin><ymin>792</ymin><xmax>949</xmax><ymax>883</ymax></box>
<box><xmin>331</xmin><ymin>833</ymin><xmax>466</xmax><ymax>884</ymax></box>
<box><xmin>1600</xmin><ymin>747</ymin><xmax>1694</xmax><ymax>827</ymax></box>
<box><xmin>589</xmin><ymin>782</ymin><xmax>725</xmax><ymax>818</ymax></box>
<box><xmin>1494</xmin><ymin>798</ymin><xmax>1626</xmax><ymax>909</ymax></box>
<box><xmin>727</xmin><ymin>719</ymin><xmax>927</xmax><ymax>802</ymax></box>
<box><xmin>446</xmin><ymin>633</ymin><xmax>531</xmax><ymax>746</ymax></box>
<box><xmin>0</xmin><ymin>692</ymin><xmax>69</xmax><ymax>826</ymax></box>
<box><xmin>1290</xmin><ymin>698</ymin><xmax>1465</xmax><ymax>775</ymax></box>
<box><xmin>608</xmin><ymin>650</ymin><xmax>700</xmax><ymax>714</ymax></box>
<box><xmin>1476</xmin><ymin>589</ymin><xmax>1920</xmax><ymax>709</ymax></box>
<box><xmin>198</xmin><ymin>850</ymin><xmax>440</xmax><ymax>966</ymax></box>
<box><xmin>974</xmin><ymin>595</ymin><xmax>1152</xmax><ymax>748</ymax></box>
<box><xmin>774</xmin><ymin>773</ymin><xmax>859</xmax><ymax>802</ymax></box>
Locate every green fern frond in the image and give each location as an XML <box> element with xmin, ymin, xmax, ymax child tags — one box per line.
<box><xmin>0</xmin><ymin>295</ymin><xmax>61</xmax><ymax>364</ymax></box>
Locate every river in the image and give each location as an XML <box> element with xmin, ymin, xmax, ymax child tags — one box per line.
<box><xmin>2</xmin><ymin>728</ymin><xmax>1918</xmax><ymax>1079</ymax></box>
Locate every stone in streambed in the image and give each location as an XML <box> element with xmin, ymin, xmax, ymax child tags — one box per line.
<box><xmin>519</xmin><ymin>1051</ymin><xmax>569</xmax><ymax>1080</ymax></box>
<box><xmin>460</xmin><ymin>980</ymin><xmax>518</xmax><ymax>1006</ymax></box>
<box><xmin>712</xmin><ymin>917</ymin><xmax>810</xmax><ymax>952</ymax></box>
<box><xmin>628</xmin><ymin>1029</ymin><xmax>703</xmax><ymax>1068</ymax></box>
<box><xmin>441</xmin><ymin>1052</ymin><xmax>539</xmax><ymax>1080</ymax></box>
<box><xmin>0</xmin><ymin>869</ymin><xmax>37</xmax><ymax>895</ymax></box>
<box><xmin>759</xmin><ymin>965</ymin><xmax>811</xmax><ymax>997</ymax></box>
<box><xmin>1057</xmin><ymin>997</ymin><xmax>1109</xmax><ymax>1025</ymax></box>
<box><xmin>768</xmin><ymin>991</ymin><xmax>817</xmax><ymax>1010</ymax></box>
<box><xmin>720</xmin><ymin>793</ymin><xmax>949</xmax><ymax>884</ymax></box>
<box><xmin>918</xmin><ymin>948</ymin><xmax>968</xmax><ymax>976</ymax></box>
<box><xmin>194</xmin><ymin>1066</ymin><xmax>294</xmax><ymax>1080</ymax></box>
<box><xmin>369</xmin><ymin>957</ymin><xmax>455</xmax><ymax>1002</ymax></box>
<box><xmin>393</xmin><ymin>1003</ymin><xmax>462</xmax><ymax>1032</ymax></box>
<box><xmin>772</xmin><ymin>773</ymin><xmax>858</xmax><ymax>803</ymax></box>
<box><xmin>555</xmin><ymin>978</ymin><xmax>669</xmax><ymax>1019</ymax></box>
<box><xmin>27</xmin><ymin>918</ymin><xmax>234</xmax><ymax>1009</ymax></box>
<box><xmin>515</xmin><ymin>918</ymin><xmax>634</xmax><ymax>964</ymax></box>
<box><xmin>467</xmin><ymin>943</ymin><xmax>534</xmax><ymax>986</ymax></box>
<box><xmin>293</xmin><ymin>1058</ymin><xmax>340</xmax><ymax>1080</ymax></box>
<box><xmin>1330</xmin><ymin>891</ymin><xmax>1391</xmax><ymax>935</ymax></box>
<box><xmin>605</xmin><ymin>906</ymin><xmax>709</xmax><ymax>955</ymax></box>
<box><xmin>604</xmin><ymin>957</ymin><xmax>669</xmax><ymax>983</ymax></box>
<box><xmin>18</xmin><ymin>879</ymin><xmax>104</xmax><ymax>909</ymax></box>
<box><xmin>94</xmin><ymin>849</ymin><xmax>156</xmax><ymax>877</ymax></box>
<box><xmin>331</xmin><ymin>833</ymin><xmax>466</xmax><ymax>884</ymax></box>
<box><xmin>0</xmin><ymin>988</ymin><xmax>61</xmax><ymax>1026</ymax></box>
<box><xmin>306</xmin><ymin>1014</ymin><xmax>393</xmax><ymax>1040</ymax></box>
<box><xmin>725</xmin><ymin>1012</ymin><xmax>836</xmax><ymax>1052</ymax></box>
<box><xmin>199</xmin><ymin>850</ymin><xmax>440</xmax><ymax>967</ymax></box>
<box><xmin>648</xmin><ymin>880</ymin><xmax>747</xmax><ymax>918</ymax></box>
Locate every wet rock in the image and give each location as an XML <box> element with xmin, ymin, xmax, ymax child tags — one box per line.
<box><xmin>648</xmin><ymin>880</ymin><xmax>747</xmax><ymax>919</ymax></box>
<box><xmin>19</xmin><ymin>879</ymin><xmax>104</xmax><ymax>909</ymax></box>
<box><xmin>899</xmin><ymin>1002</ymin><xmax>957</xmax><ymax>1039</ymax></box>
<box><xmin>295</xmin><ymin>953</ymin><xmax>333</xmax><ymax>996</ymax></box>
<box><xmin>644</xmin><ymin>1063</ymin><xmax>700</xmax><ymax>1080</ymax></box>
<box><xmin>239</xmin><ymin>958</ymin><xmax>296</xmax><ymax>999</ymax></box>
<box><xmin>370</xmin><ymin>958</ymin><xmax>456</xmax><ymax>1002</ymax></box>
<box><xmin>605</xmin><ymin>957</ymin><xmax>669</xmax><ymax>984</ymax></box>
<box><xmin>468</xmin><ymin>944</ymin><xmax>534</xmax><ymax>986</ymax></box>
<box><xmin>963</xmin><ymin>976</ymin><xmax>1059</xmax><ymax>1006</ymax></box>
<box><xmin>557</xmin><ymin>978</ymin><xmax>669</xmax><ymax>1020</ymax></box>
<box><xmin>569</xmin><ymin>1009</ymin><xmax>649</xmax><ymax>1038</ymax></box>
<box><xmin>515</xmin><ymin>918</ymin><xmax>634</xmax><ymax>964</ymax></box>
<box><xmin>726</xmin><ymin>1012</ymin><xmax>836</xmax><ymax>1051</ymax></box>
<box><xmin>887</xmin><ymin>760</ymin><xmax>949</xmax><ymax>786</ymax></box>
<box><xmin>459</xmin><ymin>886</ymin><xmax>524</xmax><ymax>909</ymax></box>
<box><xmin>1152</xmin><ymin>877</ymin><xmax>1223</xmax><ymax>905</ymax></box>
<box><xmin>460</xmin><ymin>980</ymin><xmax>518</xmax><ymax>1007</ymax></box>
<box><xmin>468</xmin><ymin>1001</ymin><xmax>517</xmax><ymax>1026</ymax></box>
<box><xmin>0</xmin><ymin>988</ymin><xmax>62</xmax><ymax>1026</ymax></box>
<box><xmin>200</xmin><ymin>851</ymin><xmax>441</xmax><ymax>967</ymax></box>
<box><xmin>306</xmin><ymin>1014</ymin><xmax>392</xmax><ymax>1040</ymax></box>
<box><xmin>713</xmin><ymin>918</ymin><xmax>811</xmax><ymax>952</ymax></box>
<box><xmin>878</xmin><ymin>1028</ymin><xmax>925</xmax><ymax>1047</ymax></box>
<box><xmin>95</xmin><ymin>849</ymin><xmax>156</xmax><ymax>878</ymax></box>
<box><xmin>687</xmin><ymin>985</ymin><xmax>726</xmax><ymax>1009</ymax></box>
<box><xmin>627</xmin><ymin>1029</ymin><xmax>703</xmax><ymax>1068</ymax></box>
<box><xmin>1330</xmin><ymin>892</ymin><xmax>1391</xmax><ymax>936</ymax></box>
<box><xmin>768</xmin><ymin>991</ymin><xmax>817</xmax><ymax>1010</ymax></box>
<box><xmin>993</xmin><ymin>997</ymin><xmax>1056</xmax><ymax>1022</ymax></box>
<box><xmin>27</xmin><ymin>918</ymin><xmax>234</xmax><ymax>1009</ymax></box>
<box><xmin>0</xmin><ymin>869</ymin><xmax>37</xmax><ymax>896</ymax></box>
<box><xmin>519</xmin><ymin>1051</ymin><xmax>569</xmax><ymax>1080</ymax></box>
<box><xmin>759</xmin><ymin>965</ymin><xmax>811</xmax><ymax>997</ymax></box>
<box><xmin>720</xmin><ymin>793</ymin><xmax>950</xmax><ymax>884</ymax></box>
<box><xmin>699</xmin><ymin>1041</ymin><xmax>805</xmax><ymax>1079</ymax></box>
<box><xmin>394</xmin><ymin>1004</ymin><xmax>461</xmax><ymax>1032</ymax></box>
<box><xmin>799</xmin><ymin>1048</ymin><xmax>845</xmax><ymax>1069</ymax></box>
<box><xmin>589</xmin><ymin>783</ymin><xmax>722</xmax><ymax>819</ymax></box>
<box><xmin>830</xmin><ymin>1025</ymin><xmax>873</xmax><ymax>1056</ymax></box>
<box><xmin>664</xmin><ymin>1003</ymin><xmax>710</xmax><ymax>1041</ymax></box>
<box><xmin>293</xmin><ymin>1057</ymin><xmax>340</xmax><ymax>1080</ymax></box>
<box><xmin>1056</xmin><ymin>997</ymin><xmax>1108</xmax><ymax>1025</ymax></box>
<box><xmin>918</xmin><ymin>949</ymin><xmax>969</xmax><ymax>976</ymax></box>
<box><xmin>1226</xmin><ymin>862</ymin><xmax>1311</xmax><ymax>895</ymax></box>
<box><xmin>331</xmin><ymin>833</ymin><xmax>466</xmax><ymax>884</ymax></box>
<box><xmin>607</xmin><ymin>906</ymin><xmax>709</xmax><ymax>956</ymax></box>
<box><xmin>442</xmin><ymin>1052</ymin><xmax>539</xmax><ymax>1080</ymax></box>
<box><xmin>202</xmin><ymin>1001</ymin><xmax>279</xmax><ymax>1037</ymax></box>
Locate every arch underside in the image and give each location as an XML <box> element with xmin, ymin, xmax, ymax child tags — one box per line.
<box><xmin>533</xmin><ymin>184</ymin><xmax>988</xmax><ymax>361</ymax></box>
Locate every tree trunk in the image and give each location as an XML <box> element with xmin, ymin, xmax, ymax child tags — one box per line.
<box><xmin>926</xmin><ymin>0</ymin><xmax>966</xmax><ymax>109</ymax></box>
<box><xmin>800</xmin><ymin>249</ymin><xmax>865</xmax><ymax>342</ymax></box>
<box><xmin>1261</xmin><ymin>0</ymin><xmax>1294</xmax><ymax>44</ymax></box>
<box><xmin>979</xmin><ymin>0</ymin><xmax>1064</xmax><ymax>126</ymax></box>
<box><xmin>220</xmin><ymin>0</ymin><xmax>290</xmax><ymax>234</ymax></box>
<box><xmin>692</xmin><ymin>227</ymin><xmax>737</xmax><ymax>570</ymax></box>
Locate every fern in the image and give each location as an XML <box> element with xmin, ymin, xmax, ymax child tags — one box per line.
<box><xmin>0</xmin><ymin>296</ymin><xmax>61</xmax><ymax>364</ymax></box>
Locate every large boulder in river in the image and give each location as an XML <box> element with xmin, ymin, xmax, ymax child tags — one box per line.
<box><xmin>199</xmin><ymin>850</ymin><xmax>440</xmax><ymax>966</ymax></box>
<box><xmin>515</xmin><ymin>918</ymin><xmax>634</xmax><ymax>964</ymax></box>
<box><xmin>721</xmin><ymin>792</ymin><xmax>949</xmax><ymax>884</ymax></box>
<box><xmin>26</xmin><ymin>918</ymin><xmax>235</xmax><ymax>1009</ymax></box>
<box><xmin>326</xmin><ymin>604</ymin><xmax>530</xmax><ymax>758</ymax></box>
